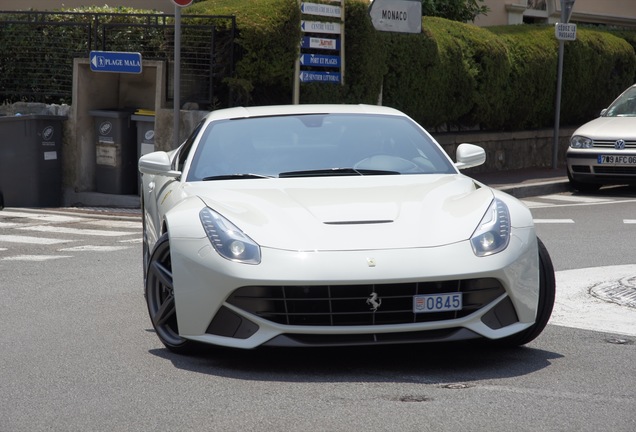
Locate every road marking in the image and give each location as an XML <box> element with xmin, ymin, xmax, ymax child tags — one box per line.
<box><xmin>119</xmin><ymin>238</ymin><xmax>143</xmax><ymax>244</ymax></box>
<box><xmin>17</xmin><ymin>225</ymin><xmax>137</xmax><ymax>237</ymax></box>
<box><xmin>551</xmin><ymin>265</ymin><xmax>636</xmax><ymax>337</ymax></box>
<box><xmin>543</xmin><ymin>194</ymin><xmax>610</xmax><ymax>203</ymax></box>
<box><xmin>533</xmin><ymin>219</ymin><xmax>575</xmax><ymax>224</ymax></box>
<box><xmin>0</xmin><ymin>235</ymin><xmax>72</xmax><ymax>245</ymax></box>
<box><xmin>0</xmin><ymin>211</ymin><xmax>87</xmax><ymax>223</ymax></box>
<box><xmin>81</xmin><ymin>220</ymin><xmax>142</xmax><ymax>229</ymax></box>
<box><xmin>521</xmin><ymin>200</ymin><xmax>548</xmax><ymax>208</ymax></box>
<box><xmin>624</xmin><ymin>220</ymin><xmax>636</xmax><ymax>224</ymax></box>
<box><xmin>59</xmin><ymin>245</ymin><xmax>132</xmax><ymax>252</ymax></box>
<box><xmin>1</xmin><ymin>255</ymin><xmax>72</xmax><ymax>262</ymax></box>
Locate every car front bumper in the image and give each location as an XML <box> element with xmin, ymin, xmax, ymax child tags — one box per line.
<box><xmin>169</xmin><ymin>227</ymin><xmax>539</xmax><ymax>349</ymax></box>
<box><xmin>567</xmin><ymin>149</ymin><xmax>636</xmax><ymax>184</ymax></box>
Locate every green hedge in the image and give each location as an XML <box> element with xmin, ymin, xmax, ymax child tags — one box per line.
<box><xmin>193</xmin><ymin>0</ymin><xmax>635</xmax><ymax>130</ymax></box>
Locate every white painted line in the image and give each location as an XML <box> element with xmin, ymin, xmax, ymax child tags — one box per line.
<box><xmin>119</xmin><ymin>238</ymin><xmax>143</xmax><ymax>244</ymax></box>
<box><xmin>0</xmin><ymin>211</ymin><xmax>87</xmax><ymax>223</ymax></box>
<box><xmin>551</xmin><ymin>265</ymin><xmax>636</xmax><ymax>337</ymax></box>
<box><xmin>0</xmin><ymin>235</ymin><xmax>72</xmax><ymax>245</ymax></box>
<box><xmin>59</xmin><ymin>245</ymin><xmax>131</xmax><ymax>252</ymax></box>
<box><xmin>624</xmin><ymin>220</ymin><xmax>636</xmax><ymax>224</ymax></box>
<box><xmin>18</xmin><ymin>225</ymin><xmax>137</xmax><ymax>237</ymax></box>
<box><xmin>1</xmin><ymin>255</ymin><xmax>72</xmax><ymax>262</ymax></box>
<box><xmin>533</xmin><ymin>219</ymin><xmax>575</xmax><ymax>224</ymax></box>
<box><xmin>81</xmin><ymin>220</ymin><xmax>142</xmax><ymax>229</ymax></box>
<box><xmin>521</xmin><ymin>200</ymin><xmax>549</xmax><ymax>208</ymax></box>
<box><xmin>543</xmin><ymin>194</ymin><xmax>609</xmax><ymax>203</ymax></box>
<box><xmin>0</xmin><ymin>221</ymin><xmax>19</xmax><ymax>228</ymax></box>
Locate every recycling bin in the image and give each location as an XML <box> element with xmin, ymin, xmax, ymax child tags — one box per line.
<box><xmin>132</xmin><ymin>111</ymin><xmax>156</xmax><ymax>159</ymax></box>
<box><xmin>90</xmin><ymin>109</ymin><xmax>137</xmax><ymax>195</ymax></box>
<box><xmin>0</xmin><ymin>114</ymin><xmax>67</xmax><ymax>208</ymax></box>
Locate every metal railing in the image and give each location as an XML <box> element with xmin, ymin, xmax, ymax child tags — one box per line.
<box><xmin>0</xmin><ymin>11</ymin><xmax>237</xmax><ymax>108</ymax></box>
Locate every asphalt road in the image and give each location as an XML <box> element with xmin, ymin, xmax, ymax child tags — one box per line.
<box><xmin>0</xmin><ymin>192</ymin><xmax>635</xmax><ymax>432</ymax></box>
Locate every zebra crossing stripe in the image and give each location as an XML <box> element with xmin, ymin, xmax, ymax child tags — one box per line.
<box><xmin>624</xmin><ymin>220</ymin><xmax>636</xmax><ymax>224</ymax></box>
<box><xmin>0</xmin><ymin>235</ymin><xmax>72</xmax><ymax>245</ymax></box>
<box><xmin>1</xmin><ymin>255</ymin><xmax>72</xmax><ymax>262</ymax></box>
<box><xmin>17</xmin><ymin>225</ymin><xmax>137</xmax><ymax>237</ymax></box>
<box><xmin>542</xmin><ymin>194</ymin><xmax>610</xmax><ymax>203</ymax></box>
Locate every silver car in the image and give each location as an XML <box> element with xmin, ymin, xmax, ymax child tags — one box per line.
<box><xmin>566</xmin><ymin>84</ymin><xmax>636</xmax><ymax>192</ymax></box>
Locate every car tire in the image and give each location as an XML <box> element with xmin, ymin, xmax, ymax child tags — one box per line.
<box><xmin>145</xmin><ymin>232</ymin><xmax>196</xmax><ymax>354</ymax></box>
<box><xmin>497</xmin><ymin>237</ymin><xmax>556</xmax><ymax>347</ymax></box>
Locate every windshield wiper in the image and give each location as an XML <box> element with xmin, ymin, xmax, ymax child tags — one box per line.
<box><xmin>202</xmin><ymin>173</ymin><xmax>274</xmax><ymax>181</ymax></box>
<box><xmin>278</xmin><ymin>168</ymin><xmax>400</xmax><ymax>178</ymax></box>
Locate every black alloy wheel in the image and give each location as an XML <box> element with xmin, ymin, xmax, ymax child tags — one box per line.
<box><xmin>145</xmin><ymin>233</ymin><xmax>194</xmax><ymax>354</ymax></box>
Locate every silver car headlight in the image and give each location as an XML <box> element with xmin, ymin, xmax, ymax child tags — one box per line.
<box><xmin>570</xmin><ymin>135</ymin><xmax>593</xmax><ymax>148</ymax></box>
<box><xmin>470</xmin><ymin>199</ymin><xmax>511</xmax><ymax>257</ymax></box>
<box><xmin>199</xmin><ymin>207</ymin><xmax>261</xmax><ymax>264</ymax></box>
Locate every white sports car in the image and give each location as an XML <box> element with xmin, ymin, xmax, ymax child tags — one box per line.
<box><xmin>139</xmin><ymin>104</ymin><xmax>555</xmax><ymax>354</ymax></box>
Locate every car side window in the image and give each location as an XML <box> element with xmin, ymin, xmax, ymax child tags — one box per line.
<box><xmin>174</xmin><ymin>119</ymin><xmax>206</xmax><ymax>171</ymax></box>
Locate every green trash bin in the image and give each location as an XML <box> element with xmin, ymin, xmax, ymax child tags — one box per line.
<box><xmin>0</xmin><ymin>114</ymin><xmax>66</xmax><ymax>208</ymax></box>
<box><xmin>90</xmin><ymin>109</ymin><xmax>137</xmax><ymax>195</ymax></box>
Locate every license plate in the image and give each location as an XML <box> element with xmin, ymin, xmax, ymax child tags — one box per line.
<box><xmin>413</xmin><ymin>293</ymin><xmax>462</xmax><ymax>313</ymax></box>
<box><xmin>598</xmin><ymin>155</ymin><xmax>636</xmax><ymax>165</ymax></box>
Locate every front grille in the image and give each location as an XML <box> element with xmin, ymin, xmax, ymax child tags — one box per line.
<box><xmin>594</xmin><ymin>166</ymin><xmax>636</xmax><ymax>175</ymax></box>
<box><xmin>593</xmin><ymin>140</ymin><xmax>636</xmax><ymax>149</ymax></box>
<box><xmin>227</xmin><ymin>278</ymin><xmax>505</xmax><ymax>326</ymax></box>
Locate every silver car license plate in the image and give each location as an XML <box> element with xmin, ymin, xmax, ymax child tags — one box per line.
<box><xmin>598</xmin><ymin>155</ymin><xmax>636</xmax><ymax>165</ymax></box>
<box><xmin>413</xmin><ymin>293</ymin><xmax>462</xmax><ymax>313</ymax></box>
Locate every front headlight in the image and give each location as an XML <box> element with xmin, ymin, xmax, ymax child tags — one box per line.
<box><xmin>570</xmin><ymin>135</ymin><xmax>593</xmax><ymax>148</ymax></box>
<box><xmin>199</xmin><ymin>207</ymin><xmax>261</xmax><ymax>264</ymax></box>
<box><xmin>470</xmin><ymin>199</ymin><xmax>511</xmax><ymax>257</ymax></box>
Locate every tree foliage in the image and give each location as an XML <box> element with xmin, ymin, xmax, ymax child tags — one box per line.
<box><xmin>420</xmin><ymin>0</ymin><xmax>489</xmax><ymax>22</ymax></box>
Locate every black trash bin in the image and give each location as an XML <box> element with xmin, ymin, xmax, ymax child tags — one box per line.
<box><xmin>90</xmin><ymin>110</ymin><xmax>137</xmax><ymax>195</ymax></box>
<box><xmin>0</xmin><ymin>114</ymin><xmax>66</xmax><ymax>208</ymax></box>
<box><xmin>132</xmin><ymin>111</ymin><xmax>156</xmax><ymax>159</ymax></box>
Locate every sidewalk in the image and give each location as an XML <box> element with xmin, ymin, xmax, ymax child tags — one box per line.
<box><xmin>470</xmin><ymin>166</ymin><xmax>571</xmax><ymax>199</ymax></box>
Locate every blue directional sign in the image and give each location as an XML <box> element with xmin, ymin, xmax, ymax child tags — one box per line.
<box><xmin>300</xmin><ymin>71</ymin><xmax>341</xmax><ymax>84</ymax></box>
<box><xmin>90</xmin><ymin>51</ymin><xmax>142</xmax><ymax>74</ymax></box>
<box><xmin>300</xmin><ymin>54</ymin><xmax>341</xmax><ymax>68</ymax></box>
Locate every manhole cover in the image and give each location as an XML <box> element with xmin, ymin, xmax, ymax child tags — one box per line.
<box><xmin>590</xmin><ymin>276</ymin><xmax>636</xmax><ymax>309</ymax></box>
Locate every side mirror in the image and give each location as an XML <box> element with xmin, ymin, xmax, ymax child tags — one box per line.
<box><xmin>600</xmin><ymin>108</ymin><xmax>607</xmax><ymax>116</ymax></box>
<box><xmin>455</xmin><ymin>143</ymin><xmax>486</xmax><ymax>170</ymax></box>
<box><xmin>138</xmin><ymin>151</ymin><xmax>181</xmax><ymax>178</ymax></box>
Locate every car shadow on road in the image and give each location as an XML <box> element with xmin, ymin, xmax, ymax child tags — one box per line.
<box><xmin>149</xmin><ymin>339</ymin><xmax>563</xmax><ymax>385</ymax></box>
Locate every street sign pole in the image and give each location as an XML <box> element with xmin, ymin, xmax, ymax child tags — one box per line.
<box><xmin>552</xmin><ymin>0</ymin><xmax>576</xmax><ymax>169</ymax></box>
<box><xmin>174</xmin><ymin>5</ymin><xmax>182</xmax><ymax>148</ymax></box>
<box><xmin>171</xmin><ymin>0</ymin><xmax>192</xmax><ymax>147</ymax></box>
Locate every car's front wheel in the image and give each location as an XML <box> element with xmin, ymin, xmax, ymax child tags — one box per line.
<box><xmin>498</xmin><ymin>237</ymin><xmax>556</xmax><ymax>346</ymax></box>
<box><xmin>145</xmin><ymin>233</ymin><xmax>195</xmax><ymax>354</ymax></box>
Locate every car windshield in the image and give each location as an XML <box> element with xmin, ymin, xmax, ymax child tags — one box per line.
<box><xmin>186</xmin><ymin>113</ymin><xmax>456</xmax><ymax>181</ymax></box>
<box><xmin>604</xmin><ymin>86</ymin><xmax>636</xmax><ymax>117</ymax></box>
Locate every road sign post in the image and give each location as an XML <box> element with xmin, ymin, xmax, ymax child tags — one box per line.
<box><xmin>171</xmin><ymin>0</ymin><xmax>193</xmax><ymax>147</ymax></box>
<box><xmin>553</xmin><ymin>0</ymin><xmax>576</xmax><ymax>170</ymax></box>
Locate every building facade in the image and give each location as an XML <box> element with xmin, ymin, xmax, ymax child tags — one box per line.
<box><xmin>474</xmin><ymin>0</ymin><xmax>636</xmax><ymax>28</ymax></box>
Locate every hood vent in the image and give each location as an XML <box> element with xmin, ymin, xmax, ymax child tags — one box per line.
<box><xmin>324</xmin><ymin>220</ymin><xmax>393</xmax><ymax>225</ymax></box>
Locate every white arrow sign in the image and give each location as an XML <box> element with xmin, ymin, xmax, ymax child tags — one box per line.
<box><xmin>369</xmin><ymin>0</ymin><xmax>422</xmax><ymax>34</ymax></box>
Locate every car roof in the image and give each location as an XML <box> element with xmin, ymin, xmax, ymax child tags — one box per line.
<box><xmin>203</xmin><ymin>104</ymin><xmax>407</xmax><ymax>122</ymax></box>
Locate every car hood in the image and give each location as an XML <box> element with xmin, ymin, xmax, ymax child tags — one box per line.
<box><xmin>192</xmin><ymin>175</ymin><xmax>493</xmax><ymax>251</ymax></box>
<box><xmin>573</xmin><ymin>116</ymin><xmax>636</xmax><ymax>140</ymax></box>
